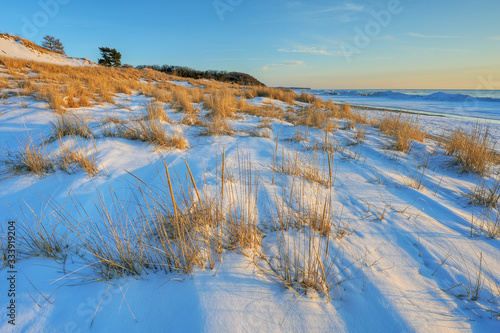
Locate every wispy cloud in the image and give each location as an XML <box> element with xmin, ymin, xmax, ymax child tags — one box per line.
<box><xmin>261</xmin><ymin>60</ymin><xmax>304</xmax><ymax>71</ymax></box>
<box><xmin>278</xmin><ymin>46</ymin><xmax>342</xmax><ymax>56</ymax></box>
<box><xmin>402</xmin><ymin>46</ymin><xmax>473</xmax><ymax>54</ymax></box>
<box><xmin>408</xmin><ymin>33</ymin><xmax>461</xmax><ymax>39</ymax></box>
<box><xmin>490</xmin><ymin>35</ymin><xmax>500</xmax><ymax>41</ymax></box>
<box><xmin>306</xmin><ymin>3</ymin><xmax>365</xmax><ymax>15</ymax></box>
<box><xmin>290</xmin><ymin>3</ymin><xmax>364</xmax><ymax>21</ymax></box>
<box><xmin>258</xmin><ymin>2</ymin><xmax>364</xmax><ymax>24</ymax></box>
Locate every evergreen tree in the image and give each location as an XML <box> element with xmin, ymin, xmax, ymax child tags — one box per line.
<box><xmin>98</xmin><ymin>47</ymin><xmax>122</xmax><ymax>67</ymax></box>
<box><xmin>41</xmin><ymin>35</ymin><xmax>65</xmax><ymax>54</ymax></box>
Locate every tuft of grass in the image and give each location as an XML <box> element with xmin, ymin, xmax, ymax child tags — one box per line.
<box><xmin>127</xmin><ymin>120</ymin><xmax>183</xmax><ymax>149</ymax></box>
<box><xmin>433</xmin><ymin>248</ymin><xmax>500</xmax><ymax>320</ymax></box>
<box><xmin>467</xmin><ymin>177</ymin><xmax>500</xmax><ymax>209</ymax></box>
<box><xmin>251</xmin><ymin>179</ymin><xmax>358</xmax><ymax>301</ymax></box>
<box><xmin>459</xmin><ymin>252</ymin><xmax>485</xmax><ymax>302</ymax></box>
<box><xmin>203</xmin><ymin>89</ymin><xmax>238</xmax><ymax>119</ymax></box>
<box><xmin>49</xmin><ymin>114</ymin><xmax>92</xmax><ymax>141</ymax></box>
<box><xmin>102</xmin><ymin>116</ymin><xmax>125</xmax><ymax>125</ymax></box>
<box><xmin>378</xmin><ymin>112</ymin><xmax>426</xmax><ymax>153</ymax></box>
<box><xmin>140</xmin><ymin>83</ymin><xmax>156</xmax><ymax>97</ymax></box>
<box><xmin>257</xmin><ymin>117</ymin><xmax>273</xmax><ymax>129</ymax></box>
<box><xmin>247</xmin><ymin>127</ymin><xmax>272</xmax><ymax>139</ymax></box>
<box><xmin>152</xmin><ymin>88</ymin><xmax>173</xmax><ymax>104</ymax></box>
<box><xmin>55</xmin><ymin>189</ymin><xmax>149</xmax><ymax>279</ymax></box>
<box><xmin>167</xmin><ymin>128</ymin><xmax>190</xmax><ymax>150</ymax></box>
<box><xmin>172</xmin><ymin>87</ymin><xmax>195</xmax><ymax>113</ymax></box>
<box><xmin>239</xmin><ymin>99</ymin><xmax>285</xmax><ymax>120</ymax></box>
<box><xmin>248</xmin><ymin>86</ymin><xmax>297</xmax><ymax>104</ymax></box>
<box><xmin>354</xmin><ymin>124</ymin><xmax>366</xmax><ymax>144</ymax></box>
<box><xmin>2</xmin><ymin>138</ymin><xmax>54</xmax><ymax>176</ymax></box>
<box><xmin>483</xmin><ymin>212</ymin><xmax>500</xmax><ymax>239</ymax></box>
<box><xmin>63</xmin><ymin>84</ymin><xmax>92</xmax><ymax>108</ymax></box>
<box><xmin>180</xmin><ymin>112</ymin><xmax>204</xmax><ymax>127</ymax></box>
<box><xmin>115</xmin><ymin>81</ymin><xmax>133</xmax><ymax>95</ymax></box>
<box><xmin>294</xmin><ymin>107</ymin><xmax>328</xmax><ymax>129</ymax></box>
<box><xmin>0</xmin><ymin>75</ymin><xmax>11</xmax><ymax>90</ymax></box>
<box><xmin>278</xmin><ymin>179</ymin><xmax>343</xmax><ymax>236</ymax></box>
<box><xmin>17</xmin><ymin>78</ymin><xmax>36</xmax><ymax>95</ymax></box>
<box><xmin>58</xmin><ymin>143</ymin><xmax>99</xmax><ymax>176</ymax></box>
<box><xmin>190</xmin><ymin>88</ymin><xmax>205</xmax><ymax>104</ymax></box>
<box><xmin>199</xmin><ymin>119</ymin><xmax>234</xmax><ymax>137</ymax></box>
<box><xmin>254</xmin><ymin>229</ymin><xmax>335</xmax><ymax>300</ymax></box>
<box><xmin>474</xmin><ymin>209</ymin><xmax>500</xmax><ymax>239</ymax></box>
<box><xmin>105</xmin><ymin>119</ymin><xmax>189</xmax><ymax>150</ymax></box>
<box><xmin>287</xmin><ymin>127</ymin><xmax>309</xmax><ymax>143</ymax></box>
<box><xmin>296</xmin><ymin>92</ymin><xmax>317</xmax><ymax>104</ymax></box>
<box><xmin>403</xmin><ymin>155</ymin><xmax>429</xmax><ymax>190</ymax></box>
<box><xmin>274</xmin><ymin>150</ymin><xmax>334</xmax><ymax>188</ymax></box>
<box><xmin>2</xmin><ymin>135</ymin><xmax>102</xmax><ymax>177</ymax></box>
<box><xmin>44</xmin><ymin>85</ymin><xmax>65</xmax><ymax>114</ymax></box>
<box><xmin>445</xmin><ymin>124</ymin><xmax>495</xmax><ymax>175</ymax></box>
<box><xmin>339</xmin><ymin>103</ymin><xmax>352</xmax><ymax>119</ymax></box>
<box><xmin>349</xmin><ymin>111</ymin><xmax>369</xmax><ymax>126</ymax></box>
<box><xmin>144</xmin><ymin>100</ymin><xmax>170</xmax><ymax>122</ymax></box>
<box><xmin>18</xmin><ymin>209</ymin><xmax>67</xmax><ymax>260</ymax></box>
<box><xmin>342</xmin><ymin>120</ymin><xmax>355</xmax><ymax>131</ymax></box>
<box><xmin>221</xmin><ymin>152</ymin><xmax>263</xmax><ymax>251</ymax></box>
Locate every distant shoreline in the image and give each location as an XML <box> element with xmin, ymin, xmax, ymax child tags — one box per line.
<box><xmin>275</xmin><ymin>87</ymin><xmax>311</xmax><ymax>90</ymax></box>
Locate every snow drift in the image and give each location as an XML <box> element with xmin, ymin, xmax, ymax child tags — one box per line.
<box><xmin>0</xmin><ymin>33</ymin><xmax>92</xmax><ymax>67</ymax></box>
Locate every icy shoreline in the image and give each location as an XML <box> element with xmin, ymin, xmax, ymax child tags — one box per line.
<box><xmin>303</xmin><ymin>89</ymin><xmax>500</xmax><ymax>124</ymax></box>
<box><xmin>349</xmin><ymin>104</ymin><xmax>500</xmax><ymax>149</ymax></box>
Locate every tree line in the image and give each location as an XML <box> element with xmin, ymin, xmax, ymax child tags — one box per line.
<box><xmin>137</xmin><ymin>64</ymin><xmax>265</xmax><ymax>86</ymax></box>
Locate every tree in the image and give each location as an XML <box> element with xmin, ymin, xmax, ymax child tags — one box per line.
<box><xmin>98</xmin><ymin>47</ymin><xmax>122</xmax><ymax>67</ymax></box>
<box><xmin>41</xmin><ymin>35</ymin><xmax>65</xmax><ymax>54</ymax></box>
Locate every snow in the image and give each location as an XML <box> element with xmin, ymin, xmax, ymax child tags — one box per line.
<box><xmin>0</xmin><ymin>35</ymin><xmax>92</xmax><ymax>67</ymax></box>
<box><xmin>170</xmin><ymin>80</ymin><xmax>193</xmax><ymax>88</ymax></box>
<box><xmin>1</xmin><ymin>77</ymin><xmax>500</xmax><ymax>331</ymax></box>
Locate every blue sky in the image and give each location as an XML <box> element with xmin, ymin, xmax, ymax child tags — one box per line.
<box><xmin>1</xmin><ymin>0</ymin><xmax>499</xmax><ymax>89</ymax></box>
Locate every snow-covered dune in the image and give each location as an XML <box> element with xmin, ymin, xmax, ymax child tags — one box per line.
<box><xmin>0</xmin><ymin>34</ymin><xmax>91</xmax><ymax>67</ymax></box>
